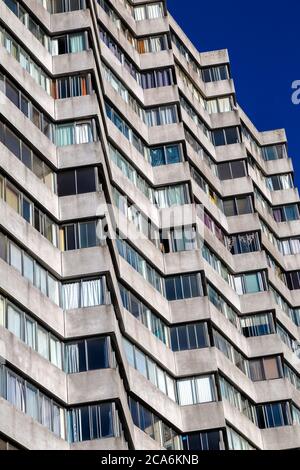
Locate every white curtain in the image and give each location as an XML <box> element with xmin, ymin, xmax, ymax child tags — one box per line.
<box><xmin>66</xmin><ymin>344</ymin><xmax>79</xmax><ymax>373</ymax></box>
<box><xmin>0</xmin><ymin>297</ymin><xmax>4</xmax><ymax>327</ymax></box>
<box><xmin>37</xmin><ymin>326</ymin><xmax>49</xmax><ymax>360</ymax></box>
<box><xmin>26</xmin><ymin>384</ymin><xmax>38</xmax><ymax>420</ymax></box>
<box><xmin>40</xmin><ymin>395</ymin><xmax>52</xmax><ymax>430</ymax></box>
<box><xmin>195</xmin><ymin>377</ymin><xmax>214</xmax><ymax>403</ymax></box>
<box><xmin>48</xmin><ymin>275</ymin><xmax>60</xmax><ymax>305</ymax></box>
<box><xmin>148</xmin><ymin>4</ymin><xmax>163</xmax><ymax>20</ymax></box>
<box><xmin>208</xmin><ymin>100</ymin><xmax>218</xmax><ymax>114</ymax></box>
<box><xmin>7</xmin><ymin>371</ymin><xmax>26</xmax><ymax>412</ymax></box>
<box><xmin>63</xmin><ymin>282</ymin><xmax>79</xmax><ymax>310</ymax></box>
<box><xmin>134</xmin><ymin>6</ymin><xmax>145</xmax><ymax>21</ymax></box>
<box><xmin>156</xmin><ymin>367</ymin><xmax>167</xmax><ymax>394</ymax></box>
<box><xmin>50</xmin><ymin>337</ymin><xmax>62</xmax><ymax>369</ymax></box>
<box><xmin>23</xmin><ymin>253</ymin><xmax>34</xmax><ymax>283</ymax></box>
<box><xmin>7</xmin><ymin>305</ymin><xmax>22</xmax><ymax>339</ymax></box>
<box><xmin>52</xmin><ymin>404</ymin><xmax>62</xmax><ymax>436</ymax></box>
<box><xmin>35</xmin><ymin>264</ymin><xmax>47</xmax><ymax>296</ymax></box>
<box><xmin>9</xmin><ymin>243</ymin><xmax>22</xmax><ymax>273</ymax></box>
<box><xmin>81</xmin><ymin>279</ymin><xmax>103</xmax><ymax>307</ymax></box>
<box><xmin>218</xmin><ymin>97</ymin><xmax>232</xmax><ymax>113</ymax></box>
<box><xmin>25</xmin><ymin>317</ymin><xmax>36</xmax><ymax>349</ymax></box>
<box><xmin>51</xmin><ymin>39</ymin><xmax>59</xmax><ymax>56</ymax></box>
<box><xmin>75</xmin><ymin>123</ymin><xmax>92</xmax><ymax>144</ymax></box>
<box><xmin>177</xmin><ymin>379</ymin><xmax>193</xmax><ymax>405</ymax></box>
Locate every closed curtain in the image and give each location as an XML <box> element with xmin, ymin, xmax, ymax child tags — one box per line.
<box><xmin>7</xmin><ymin>371</ymin><xmax>26</xmax><ymax>412</ymax></box>
<box><xmin>63</xmin><ymin>282</ymin><xmax>79</xmax><ymax>310</ymax></box>
<box><xmin>178</xmin><ymin>379</ymin><xmax>193</xmax><ymax>405</ymax></box>
<box><xmin>81</xmin><ymin>279</ymin><xmax>103</xmax><ymax>307</ymax></box>
<box><xmin>56</xmin><ymin>124</ymin><xmax>73</xmax><ymax>146</ymax></box>
<box><xmin>66</xmin><ymin>343</ymin><xmax>79</xmax><ymax>373</ymax></box>
<box><xmin>148</xmin><ymin>4</ymin><xmax>162</xmax><ymax>19</ymax></box>
<box><xmin>195</xmin><ymin>377</ymin><xmax>214</xmax><ymax>403</ymax></box>
<box><xmin>40</xmin><ymin>395</ymin><xmax>52</xmax><ymax>430</ymax></box>
<box><xmin>69</xmin><ymin>33</ymin><xmax>85</xmax><ymax>53</ymax></box>
<box><xmin>26</xmin><ymin>384</ymin><xmax>38</xmax><ymax>420</ymax></box>
<box><xmin>7</xmin><ymin>305</ymin><xmax>21</xmax><ymax>339</ymax></box>
<box><xmin>75</xmin><ymin>123</ymin><xmax>92</xmax><ymax>144</ymax></box>
<box><xmin>25</xmin><ymin>317</ymin><xmax>35</xmax><ymax>348</ymax></box>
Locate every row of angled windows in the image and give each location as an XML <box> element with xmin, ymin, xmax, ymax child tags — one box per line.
<box><xmin>2</xmin><ymin>273</ymin><xmax>300</xmax><ymax>394</ymax></box>
<box><xmin>0</xmin><ymin>228</ymin><xmax>110</xmax><ymax>308</ymax></box>
<box><xmin>0</xmin><ymin>358</ymin><xmax>255</xmax><ymax>449</ymax></box>
<box><xmin>0</xmin><ymin>356</ymin><xmax>298</xmax><ymax>449</ymax></box>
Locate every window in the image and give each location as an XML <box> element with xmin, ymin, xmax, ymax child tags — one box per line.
<box><xmin>66</xmin><ymin>337</ymin><xmax>110</xmax><ymax>373</ymax></box>
<box><xmin>68</xmin><ymin>403</ymin><xmax>118</xmax><ymax>443</ymax></box>
<box><xmin>285</xmin><ymin>271</ymin><xmax>300</xmax><ymax>290</ymax></box>
<box><xmin>273</xmin><ymin>204</ymin><xmax>300</xmax><ymax>222</ymax></box>
<box><xmin>240</xmin><ymin>313</ymin><xmax>274</xmax><ymax>337</ymax></box>
<box><xmin>229</xmin><ymin>232</ymin><xmax>260</xmax><ymax>254</ymax></box>
<box><xmin>149</xmin><ymin>144</ymin><xmax>182</xmax><ymax>166</ymax></box>
<box><xmin>133</xmin><ymin>3</ymin><xmax>164</xmax><ymax>21</ymax></box>
<box><xmin>202</xmin><ymin>65</ymin><xmax>230</xmax><ymax>82</ymax></box>
<box><xmin>233</xmin><ymin>272</ymin><xmax>267</xmax><ymax>295</ymax></box>
<box><xmin>141</xmin><ymin>68</ymin><xmax>174</xmax><ymax>89</ymax></box>
<box><xmin>7</xmin><ymin>304</ymin><xmax>22</xmax><ymax>339</ymax></box>
<box><xmin>267</xmin><ymin>174</ymin><xmax>293</xmax><ymax>191</ymax></box>
<box><xmin>177</xmin><ymin>375</ymin><xmax>216</xmax><ymax>406</ymax></box>
<box><xmin>212</xmin><ymin>127</ymin><xmax>241</xmax><ymax>146</ymax></box>
<box><xmin>9</xmin><ymin>243</ymin><xmax>22</xmax><ymax>273</ymax></box>
<box><xmin>52</xmin><ymin>32</ymin><xmax>87</xmax><ymax>55</ymax></box>
<box><xmin>250</xmin><ymin>356</ymin><xmax>282</xmax><ymax>381</ymax></box>
<box><xmin>0</xmin><ymin>26</ymin><xmax>51</xmax><ymax>94</ymax></box>
<box><xmin>170</xmin><ymin>323</ymin><xmax>209</xmax><ymax>351</ymax></box>
<box><xmin>218</xmin><ymin>161</ymin><xmax>247</xmax><ymax>180</ymax></box>
<box><xmin>182</xmin><ymin>431</ymin><xmax>224</xmax><ymax>450</ymax></box>
<box><xmin>223</xmin><ymin>196</ymin><xmax>253</xmax><ymax>217</ymax></box>
<box><xmin>262</xmin><ymin>144</ymin><xmax>287</xmax><ymax>161</ymax></box>
<box><xmin>128</xmin><ymin>397</ymin><xmax>180</xmax><ymax>449</ymax></box>
<box><xmin>62</xmin><ymin>277</ymin><xmax>108</xmax><ymax>310</ymax></box>
<box><xmin>256</xmin><ymin>402</ymin><xmax>291</xmax><ymax>428</ymax></box>
<box><xmin>165</xmin><ymin>273</ymin><xmax>203</xmax><ymax>301</ymax></box>
<box><xmin>227</xmin><ymin>427</ymin><xmax>254</xmax><ymax>450</ymax></box>
<box><xmin>119</xmin><ymin>284</ymin><xmax>169</xmax><ymax>346</ymax></box>
<box><xmin>55</xmin><ymin>121</ymin><xmax>95</xmax><ymax>146</ymax></box>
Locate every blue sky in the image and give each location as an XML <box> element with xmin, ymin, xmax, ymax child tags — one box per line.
<box><xmin>167</xmin><ymin>0</ymin><xmax>300</xmax><ymax>187</ymax></box>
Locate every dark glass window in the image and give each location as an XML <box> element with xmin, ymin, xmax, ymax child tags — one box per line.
<box><xmin>236</xmin><ymin>196</ymin><xmax>252</xmax><ymax>215</ymax></box>
<box><xmin>21</xmin><ymin>143</ymin><xmax>32</xmax><ymax>169</ymax></box>
<box><xmin>100</xmin><ymin>403</ymin><xmax>113</xmax><ymax>437</ymax></box>
<box><xmin>65</xmin><ymin>225</ymin><xmax>76</xmax><ymax>250</ymax></box>
<box><xmin>57</xmin><ymin>171</ymin><xmax>76</xmax><ymax>196</ymax></box>
<box><xmin>79</xmin><ymin>221</ymin><xmax>97</xmax><ymax>248</ymax></box>
<box><xmin>76</xmin><ymin>167</ymin><xmax>96</xmax><ymax>194</ymax></box>
<box><xmin>5</xmin><ymin>0</ymin><xmax>18</xmax><ymax>15</ymax></box>
<box><xmin>225</xmin><ymin>127</ymin><xmax>240</xmax><ymax>144</ymax></box>
<box><xmin>22</xmin><ymin>198</ymin><xmax>31</xmax><ymax>223</ymax></box>
<box><xmin>129</xmin><ymin>398</ymin><xmax>139</xmax><ymax>427</ymax></box>
<box><xmin>80</xmin><ymin>406</ymin><xmax>91</xmax><ymax>441</ymax></box>
<box><xmin>56</xmin><ymin>36</ymin><xmax>68</xmax><ymax>54</ymax></box>
<box><xmin>0</xmin><ymin>232</ymin><xmax>6</xmax><ymax>261</ymax></box>
<box><xmin>86</xmin><ymin>338</ymin><xmax>108</xmax><ymax>370</ymax></box>
<box><xmin>218</xmin><ymin>163</ymin><xmax>232</xmax><ymax>180</ymax></box>
<box><xmin>77</xmin><ymin>341</ymin><xmax>87</xmax><ymax>372</ymax></box>
<box><xmin>6</xmin><ymin>81</ymin><xmax>19</xmax><ymax>107</ymax></box>
<box><xmin>5</xmin><ymin>128</ymin><xmax>20</xmax><ymax>158</ymax></box>
<box><xmin>212</xmin><ymin>129</ymin><xmax>225</xmax><ymax>146</ymax></box>
<box><xmin>177</xmin><ymin>326</ymin><xmax>189</xmax><ymax>350</ymax></box>
<box><xmin>20</xmin><ymin>95</ymin><xmax>30</xmax><ymax>117</ymax></box>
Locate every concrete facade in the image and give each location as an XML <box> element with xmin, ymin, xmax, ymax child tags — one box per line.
<box><xmin>0</xmin><ymin>0</ymin><xmax>300</xmax><ymax>451</ymax></box>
